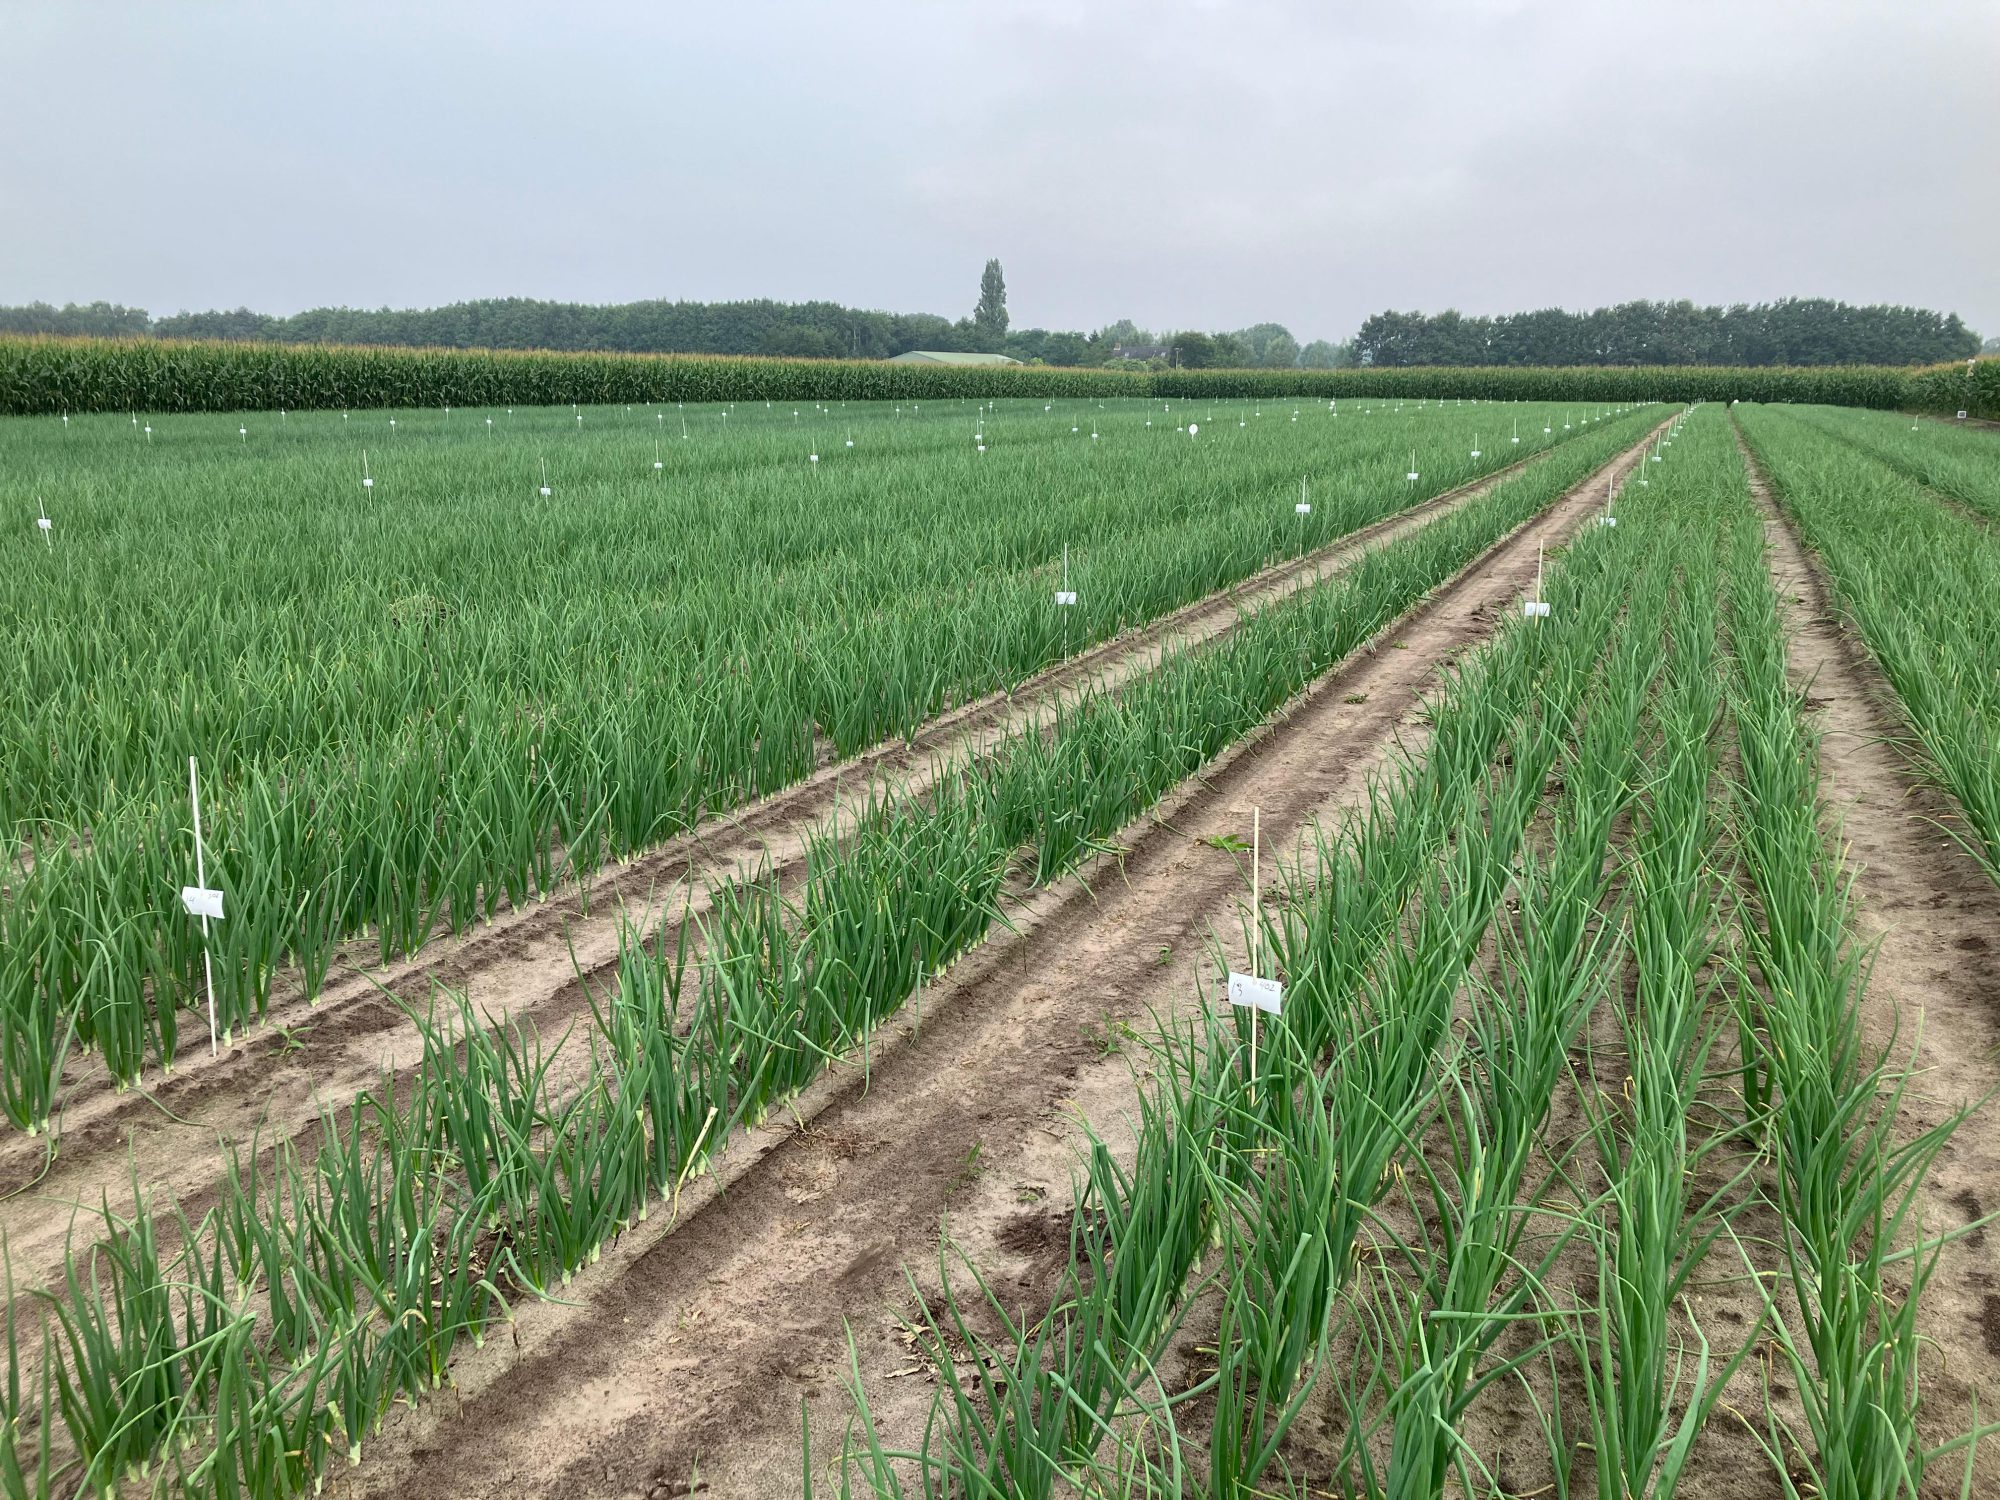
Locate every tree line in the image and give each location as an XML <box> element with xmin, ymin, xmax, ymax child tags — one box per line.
<box><xmin>0</xmin><ymin>297</ymin><xmax>1340</xmax><ymax>370</ymax></box>
<box><xmin>1354</xmin><ymin>299</ymin><xmax>1980</xmax><ymax>367</ymax></box>
<box><xmin>0</xmin><ymin>282</ymin><xmax>1976</xmax><ymax>370</ymax></box>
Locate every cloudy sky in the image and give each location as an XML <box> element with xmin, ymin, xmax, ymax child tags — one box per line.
<box><xmin>5</xmin><ymin>0</ymin><xmax>1995</xmax><ymax>342</ymax></box>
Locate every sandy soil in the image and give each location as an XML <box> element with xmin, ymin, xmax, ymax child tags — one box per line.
<box><xmin>335</xmin><ymin>435</ymin><xmax>1665</xmax><ymax>1500</ymax></box>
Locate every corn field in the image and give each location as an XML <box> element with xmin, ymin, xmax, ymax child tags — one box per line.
<box><xmin>2</xmin><ymin>334</ymin><xmax>1995</xmax><ymax>417</ymax></box>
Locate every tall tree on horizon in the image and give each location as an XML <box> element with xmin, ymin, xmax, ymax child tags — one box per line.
<box><xmin>973</xmin><ymin>259</ymin><xmax>1009</xmax><ymax>347</ymax></box>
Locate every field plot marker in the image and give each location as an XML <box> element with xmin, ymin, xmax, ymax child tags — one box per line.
<box><xmin>361</xmin><ymin>451</ymin><xmax>374</xmax><ymax>490</ymax></box>
<box><xmin>1055</xmin><ymin>544</ymin><xmax>1077</xmax><ymax>606</ymax></box>
<box><xmin>36</xmin><ymin>498</ymin><xmax>52</xmax><ymax>548</ymax></box>
<box><xmin>182</xmin><ymin>756</ymin><xmax>226</xmax><ymax>1056</ymax></box>
<box><xmin>1523</xmin><ymin>546</ymin><xmax>1551</xmax><ymax>618</ymax></box>
<box><xmin>1407</xmin><ymin>450</ymin><xmax>1419</xmax><ymax>483</ymax></box>
<box><xmin>539</xmin><ymin>458</ymin><xmax>552</xmax><ymax>497</ymax></box>
<box><xmin>1226</xmin><ymin>807</ymin><xmax>1282</xmax><ymax>1096</ymax></box>
<box><xmin>1597</xmin><ymin>474</ymin><xmax>1618</xmax><ymax>527</ymax></box>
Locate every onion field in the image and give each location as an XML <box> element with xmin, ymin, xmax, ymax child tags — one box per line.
<box><xmin>2</xmin><ymin>392</ymin><xmax>1998</xmax><ymax>1500</ymax></box>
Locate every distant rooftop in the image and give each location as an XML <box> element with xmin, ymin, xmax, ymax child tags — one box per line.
<box><xmin>886</xmin><ymin>350</ymin><xmax>1021</xmax><ymax>366</ymax></box>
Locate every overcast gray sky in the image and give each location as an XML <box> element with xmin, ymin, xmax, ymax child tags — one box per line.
<box><xmin>4</xmin><ymin>0</ymin><xmax>1995</xmax><ymax>342</ymax></box>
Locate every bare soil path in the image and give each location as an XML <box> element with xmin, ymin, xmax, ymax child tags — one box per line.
<box><xmin>342</xmin><ymin>435</ymin><xmax>1662</xmax><ymax>1500</ymax></box>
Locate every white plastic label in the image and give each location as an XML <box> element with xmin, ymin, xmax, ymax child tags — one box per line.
<box><xmin>1523</xmin><ymin>601</ymin><xmax>1552</xmax><ymax>618</ymax></box>
<box><xmin>1296</xmin><ymin>503</ymin><xmax>1311</xmax><ymax>515</ymax></box>
<box><xmin>1406</xmin><ymin>471</ymin><xmax>1419</xmax><ymax>482</ymax></box>
<box><xmin>181</xmin><ymin>885</ymin><xmax>225</xmax><ymax>920</ymax></box>
<box><xmin>37</xmin><ymin>517</ymin><xmax>52</xmax><ymax>532</ymax></box>
<box><xmin>1227</xmin><ymin>972</ymin><xmax>1283</xmax><ymax>1015</ymax></box>
<box><xmin>1055</xmin><ymin>590</ymin><xmax>1078</xmax><ymax>606</ymax></box>
<box><xmin>1959</xmin><ymin>411</ymin><xmax>1969</xmax><ymax>420</ymax></box>
<box><xmin>1597</xmin><ymin>516</ymin><xmax>1617</xmax><ymax>528</ymax></box>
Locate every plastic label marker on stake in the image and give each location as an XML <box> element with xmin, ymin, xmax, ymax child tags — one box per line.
<box><xmin>539</xmin><ymin>458</ymin><xmax>552</xmax><ymax>498</ymax></box>
<box><xmin>181</xmin><ymin>756</ymin><xmax>226</xmax><ymax>1055</ymax></box>
<box><xmin>1225</xmin><ymin>808</ymin><xmax>1283</xmax><ymax>1096</ymax></box>
<box><xmin>36</xmin><ymin>499</ymin><xmax>52</xmax><ymax>547</ymax></box>
<box><xmin>361</xmin><ymin>451</ymin><xmax>374</xmax><ymax>490</ymax></box>
<box><xmin>1523</xmin><ymin>545</ymin><xmax>1551</xmax><ymax>618</ymax></box>
<box><xmin>1055</xmin><ymin>543</ymin><xmax>1077</xmax><ymax>606</ymax></box>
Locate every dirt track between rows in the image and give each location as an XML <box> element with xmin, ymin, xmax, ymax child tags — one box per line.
<box><xmin>339</xmin><ymin>430</ymin><xmax>1666</xmax><ymax>1500</ymax></box>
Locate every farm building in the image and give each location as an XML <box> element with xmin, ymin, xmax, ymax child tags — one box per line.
<box><xmin>886</xmin><ymin>350</ymin><xmax>1021</xmax><ymax>365</ymax></box>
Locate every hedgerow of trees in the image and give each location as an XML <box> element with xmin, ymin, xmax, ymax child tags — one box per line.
<box><xmin>1353</xmin><ymin>298</ymin><xmax>1980</xmax><ymax>367</ymax></box>
<box><xmin>0</xmin><ymin>278</ymin><xmax>1977</xmax><ymax>370</ymax></box>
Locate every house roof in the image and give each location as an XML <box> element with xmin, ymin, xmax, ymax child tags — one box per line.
<box><xmin>886</xmin><ymin>350</ymin><xmax>1021</xmax><ymax>365</ymax></box>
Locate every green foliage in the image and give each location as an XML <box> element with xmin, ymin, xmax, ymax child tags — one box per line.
<box><xmin>0</xmin><ymin>395</ymin><xmax>1630</xmax><ymax>1127</ymax></box>
<box><xmin>9</xmin><ymin>337</ymin><xmax>1991</xmax><ymax>415</ymax></box>
<box><xmin>1155</xmin><ymin>362</ymin><xmax>1965</xmax><ymax>411</ymax></box>
<box><xmin>1737</xmin><ymin>403</ymin><xmax>2000</xmax><ymax>882</ymax></box>
<box><xmin>1355</xmin><ymin>298</ymin><xmax>1980</xmax><ymax>368</ymax></box>
<box><xmin>973</xmin><ymin>260</ymin><xmax>1009</xmax><ymax>344</ymax></box>
<box><xmin>0</xmin><ymin>337</ymin><xmax>1135</xmax><ymax>413</ymax></box>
